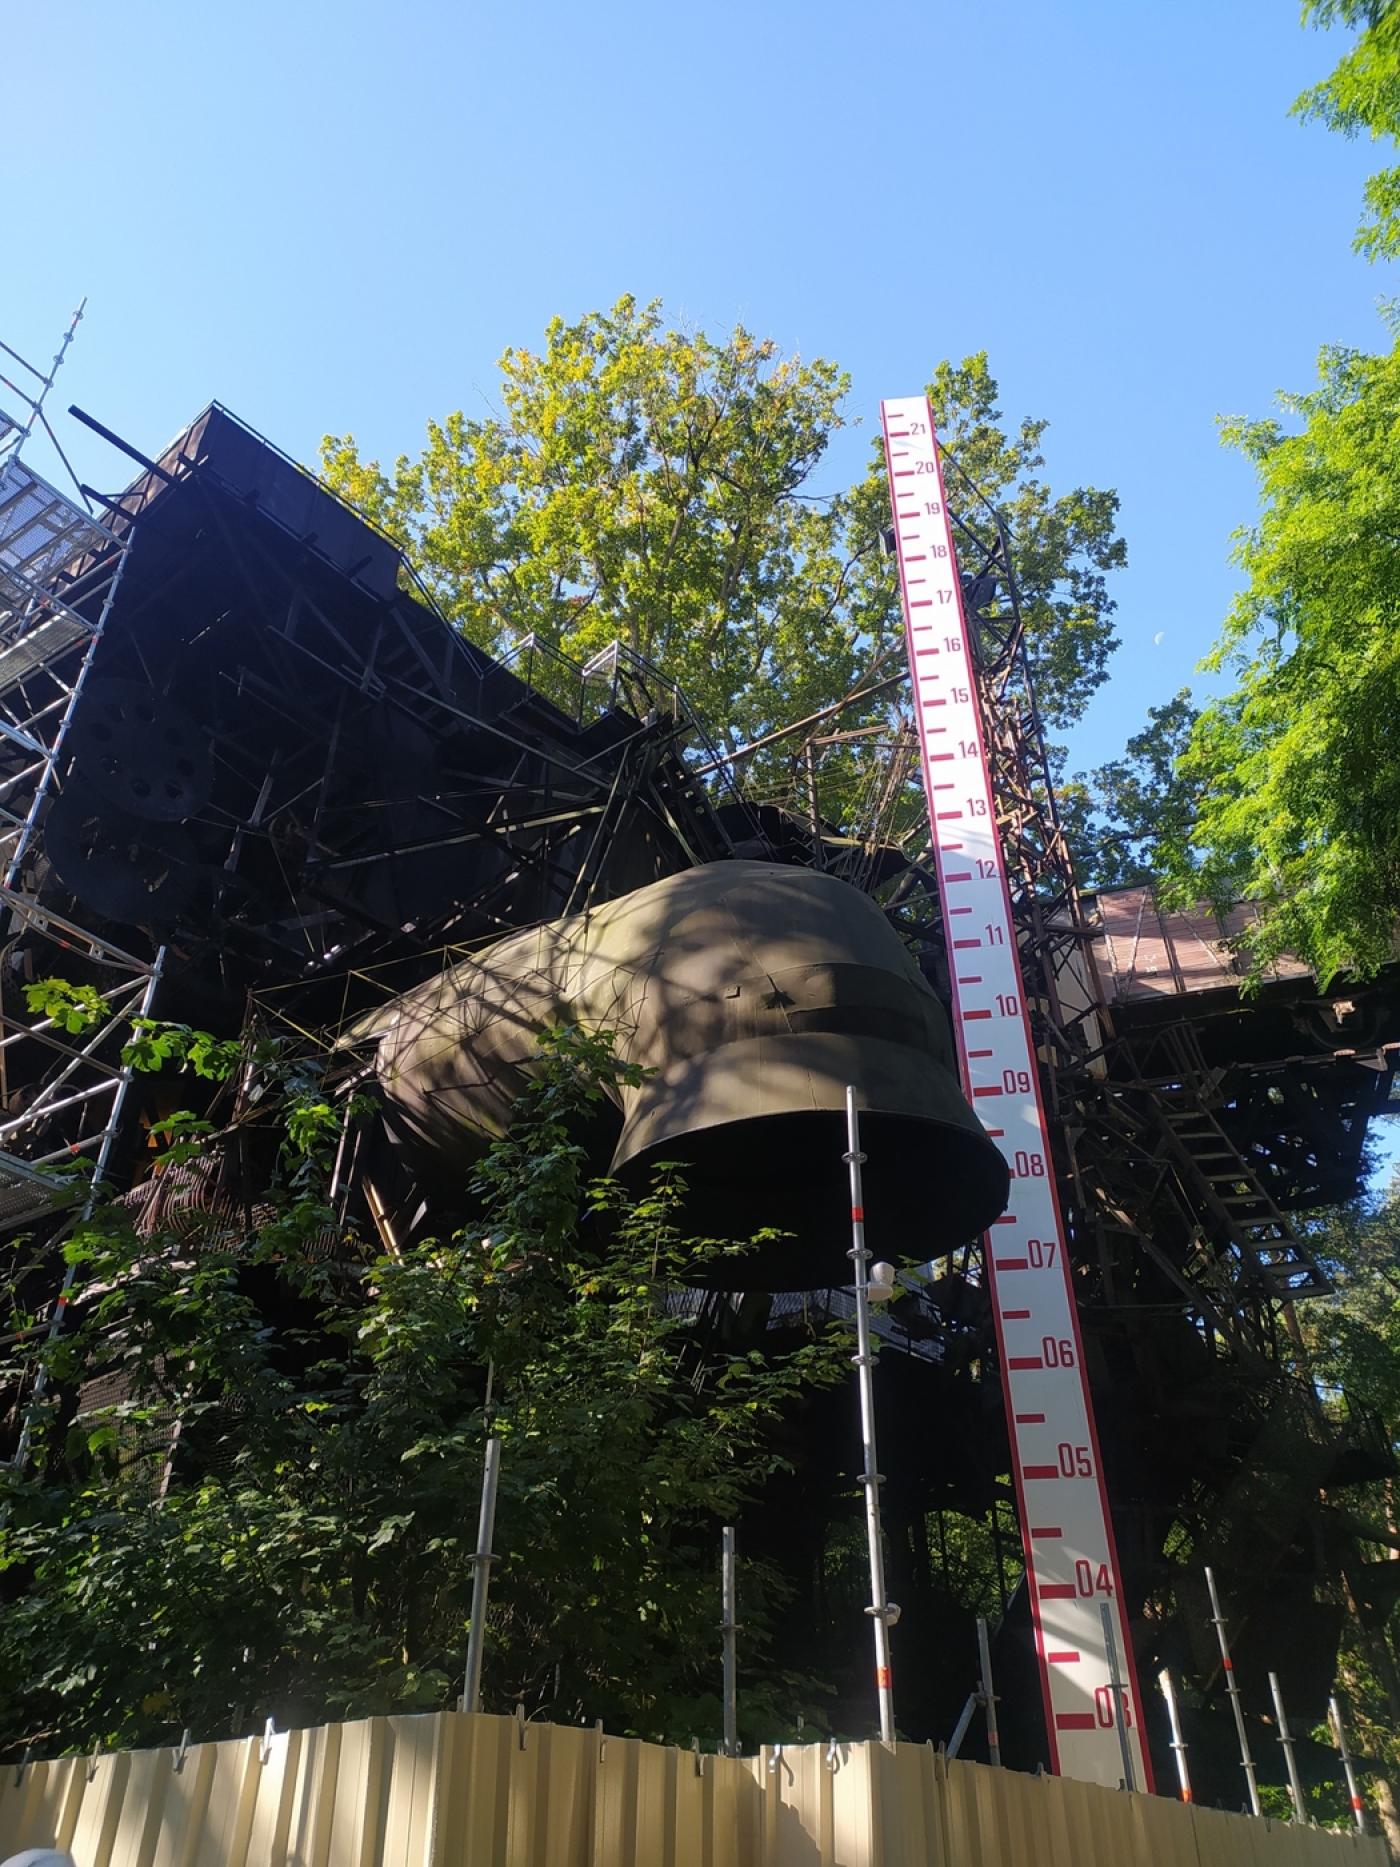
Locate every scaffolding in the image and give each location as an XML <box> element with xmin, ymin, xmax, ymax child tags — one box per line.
<box><xmin>0</xmin><ymin>330</ymin><xmax>165</xmax><ymax>1244</ymax></box>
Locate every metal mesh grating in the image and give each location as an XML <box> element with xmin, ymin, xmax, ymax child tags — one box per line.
<box><xmin>0</xmin><ymin>1147</ymin><xmax>71</xmax><ymax>1229</ymax></box>
<box><xmin>0</xmin><ymin>458</ymin><xmax>114</xmax><ymax>589</ymax></box>
<box><xmin>666</xmin><ymin>1284</ymin><xmax>946</xmax><ymax>1363</ymax></box>
<box><xmin>0</xmin><ymin>596</ymin><xmax>90</xmax><ymax>693</ymax></box>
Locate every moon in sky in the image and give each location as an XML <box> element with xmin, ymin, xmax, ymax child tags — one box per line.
<box><xmin>1153</xmin><ymin>631</ymin><xmax>1166</xmax><ymax>645</ymax></box>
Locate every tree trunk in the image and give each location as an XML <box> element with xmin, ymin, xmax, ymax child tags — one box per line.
<box><xmin>1340</xmin><ymin>1564</ymin><xmax>1400</xmax><ymax>1852</ymax></box>
<box><xmin>1370</xmin><ymin>1769</ymin><xmax>1400</xmax><ymax>1857</ymax></box>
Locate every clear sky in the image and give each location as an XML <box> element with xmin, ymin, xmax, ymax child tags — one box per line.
<box><xmin>5</xmin><ymin>0</ymin><xmax>1388</xmax><ymax>772</ymax></box>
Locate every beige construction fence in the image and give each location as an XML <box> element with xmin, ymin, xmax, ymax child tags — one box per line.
<box><xmin>0</xmin><ymin>1708</ymin><xmax>1389</xmax><ymax>1866</ymax></box>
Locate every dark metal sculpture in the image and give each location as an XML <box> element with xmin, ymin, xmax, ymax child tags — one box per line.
<box><xmin>356</xmin><ymin>859</ymin><xmax>1010</xmax><ymax>1283</ymax></box>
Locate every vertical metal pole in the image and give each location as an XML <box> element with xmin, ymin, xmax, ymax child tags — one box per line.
<box><xmin>8</xmin><ymin>301</ymin><xmax>85</xmax><ymax>451</ymax></box>
<box><xmin>1158</xmin><ymin>1667</ymin><xmax>1192</xmax><ymax>1802</ymax></box>
<box><xmin>1204</xmin><ymin>1565</ymin><xmax>1261</xmax><ymax>1816</ymax></box>
<box><xmin>946</xmin><ymin>1689</ymin><xmax>978</xmax><ymax>1760</ymax></box>
<box><xmin>460</xmin><ymin>1436</ymin><xmax>502</xmax><ymax>1715</ymax></box>
<box><xmin>1329</xmin><ymin>1693</ymin><xmax>1367</xmax><ymax>1834</ymax></box>
<box><xmin>844</xmin><ymin>1086</ymin><xmax>895</xmax><ymax>1745</ymax></box>
<box><xmin>721</xmin><ymin>1525</ymin><xmax>738</xmax><ymax>1758</ymax></box>
<box><xmin>975</xmin><ymin>1616</ymin><xmax>1001</xmax><ymax>1765</ymax></box>
<box><xmin>1269</xmin><ymin>1672</ymin><xmax>1307</xmax><ymax>1823</ymax></box>
<box><xmin>1099</xmin><ymin>1600</ymin><xmax>1137</xmax><ymax>1791</ymax></box>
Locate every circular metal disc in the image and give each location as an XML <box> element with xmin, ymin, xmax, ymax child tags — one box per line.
<box><xmin>44</xmin><ymin>784</ymin><xmax>199</xmax><ymax>926</ymax></box>
<box><xmin>66</xmin><ymin>678</ymin><xmax>213</xmax><ymax>821</ymax></box>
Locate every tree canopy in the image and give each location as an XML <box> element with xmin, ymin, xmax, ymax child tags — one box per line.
<box><xmin>1296</xmin><ymin>0</ymin><xmax>1400</xmax><ymax>260</ymax></box>
<box><xmin>1158</xmin><ymin>0</ymin><xmax>1400</xmax><ymax>980</ymax></box>
<box><xmin>1295</xmin><ymin>1181</ymin><xmax>1400</xmax><ymax>1842</ymax></box>
<box><xmin>320</xmin><ymin>301</ymin><xmax>1125</xmax><ymax>752</ymax></box>
<box><xmin>1167</xmin><ymin>338</ymin><xmax>1400</xmax><ymax>979</ymax></box>
<box><xmin>1062</xmin><ymin>689</ymin><xmax>1199</xmax><ymax>890</ymax></box>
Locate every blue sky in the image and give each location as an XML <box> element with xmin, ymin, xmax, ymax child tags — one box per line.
<box><xmin>5</xmin><ymin>0</ymin><xmax>1388</xmax><ymax>774</ymax></box>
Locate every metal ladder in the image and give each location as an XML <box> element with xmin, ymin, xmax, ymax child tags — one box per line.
<box><xmin>1152</xmin><ymin>1077</ymin><xmax>1331</xmax><ymax>1300</ymax></box>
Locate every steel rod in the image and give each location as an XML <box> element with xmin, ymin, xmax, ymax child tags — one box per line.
<box><xmin>844</xmin><ymin>1086</ymin><xmax>895</xmax><ymax>1745</ymax></box>
<box><xmin>975</xmin><ymin>1616</ymin><xmax>1000</xmax><ymax>1766</ymax></box>
<box><xmin>460</xmin><ymin>1435</ymin><xmax>502</xmax><ymax>1715</ymax></box>
<box><xmin>7</xmin><ymin>303</ymin><xmax>84</xmax><ymax>449</ymax></box>
<box><xmin>1204</xmin><ymin>1565</ymin><xmax>1261</xmax><ymax>1816</ymax></box>
<box><xmin>0</xmin><ymin>1077</ymin><xmax>116</xmax><ymax>1139</ymax></box>
<box><xmin>1099</xmin><ymin>1599</ymin><xmax>1136</xmax><ymax>1791</ymax></box>
<box><xmin>1158</xmin><ymin>1667</ymin><xmax>1192</xmax><ymax>1803</ymax></box>
<box><xmin>1269</xmin><ymin>1671</ymin><xmax>1307</xmax><ymax>1822</ymax></box>
<box><xmin>0</xmin><ymin>882</ymin><xmax>152</xmax><ymax>970</ymax></box>
<box><xmin>721</xmin><ymin>1525</ymin><xmax>738</xmax><ymax>1758</ymax></box>
<box><xmin>946</xmin><ymin>1690</ymin><xmax>977</xmax><ymax>1760</ymax></box>
<box><xmin>1329</xmin><ymin>1693</ymin><xmax>1367</xmax><ymax>1833</ymax></box>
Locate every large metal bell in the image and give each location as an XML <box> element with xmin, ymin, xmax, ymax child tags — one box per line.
<box><xmin>356</xmin><ymin>860</ymin><xmax>1011</xmax><ymax>1286</ymax></box>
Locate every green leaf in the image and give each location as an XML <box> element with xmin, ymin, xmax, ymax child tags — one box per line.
<box><xmin>366</xmin><ymin>1513</ymin><xmax>416</xmax><ymax>1552</ymax></box>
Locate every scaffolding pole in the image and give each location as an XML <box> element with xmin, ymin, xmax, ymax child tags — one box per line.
<box><xmin>460</xmin><ymin>1435</ymin><xmax>502</xmax><ymax>1715</ymax></box>
<box><xmin>1158</xmin><ymin>1667</ymin><xmax>1192</xmax><ymax>1803</ymax></box>
<box><xmin>1330</xmin><ymin>1693</ymin><xmax>1367</xmax><ymax>1834</ymax></box>
<box><xmin>0</xmin><ymin>302</ymin><xmax>85</xmax><ymax>455</ymax></box>
<box><xmin>1205</xmin><ymin>1565</ymin><xmax>1261</xmax><ymax>1816</ymax></box>
<box><xmin>843</xmin><ymin>1086</ymin><xmax>895</xmax><ymax>1745</ymax></box>
<box><xmin>1269</xmin><ymin>1671</ymin><xmax>1308</xmax><ymax>1823</ymax></box>
<box><xmin>1099</xmin><ymin>1599</ymin><xmax>1137</xmax><ymax>1791</ymax></box>
<box><xmin>721</xmin><ymin>1526</ymin><xmax>738</xmax><ymax>1758</ymax></box>
<box><xmin>975</xmin><ymin>1616</ymin><xmax>1000</xmax><ymax>1766</ymax></box>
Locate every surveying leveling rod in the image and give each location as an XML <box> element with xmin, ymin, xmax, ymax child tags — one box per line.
<box><xmin>880</xmin><ymin>394</ymin><xmax>1151</xmax><ymax>1790</ymax></box>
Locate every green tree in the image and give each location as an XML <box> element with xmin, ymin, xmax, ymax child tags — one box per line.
<box><xmin>320</xmin><ymin>302</ymin><xmax>1125</xmax><ymax>752</ymax></box>
<box><xmin>1296</xmin><ymin>1</ymin><xmax>1400</xmax><ymax>261</ymax></box>
<box><xmin>1161</xmin><ymin>335</ymin><xmax>1400</xmax><ymax>979</ymax></box>
<box><xmin>922</xmin><ymin>354</ymin><xmax>1125</xmax><ymax>730</ymax></box>
<box><xmin>1144</xmin><ymin>6</ymin><xmax>1400</xmax><ymax>975</ymax></box>
<box><xmin>1297</xmin><ymin>1183</ymin><xmax>1400</xmax><ymax>1848</ymax></box>
<box><xmin>1061</xmin><ymin>689</ymin><xmax>1199</xmax><ymax>889</ymax></box>
<box><xmin>0</xmin><ymin>1026</ymin><xmax>842</xmax><ymax>1757</ymax></box>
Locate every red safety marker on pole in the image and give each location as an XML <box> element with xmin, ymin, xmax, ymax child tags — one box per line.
<box><xmin>880</xmin><ymin>395</ymin><xmax>1153</xmax><ymax>1792</ymax></box>
<box><xmin>1330</xmin><ymin>1693</ymin><xmax>1367</xmax><ymax>1833</ymax></box>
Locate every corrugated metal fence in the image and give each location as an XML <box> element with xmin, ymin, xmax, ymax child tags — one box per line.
<box><xmin>0</xmin><ymin>1710</ymin><xmax>1389</xmax><ymax>1866</ymax></box>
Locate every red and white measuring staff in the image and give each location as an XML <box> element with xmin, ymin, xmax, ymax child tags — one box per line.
<box><xmin>880</xmin><ymin>395</ymin><xmax>1153</xmax><ymax>1792</ymax></box>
